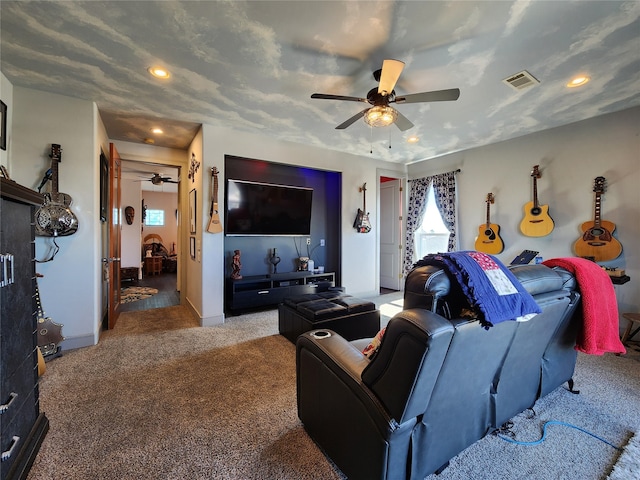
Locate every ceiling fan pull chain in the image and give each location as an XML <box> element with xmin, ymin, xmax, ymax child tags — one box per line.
<box><xmin>370</xmin><ymin>126</ymin><xmax>373</xmax><ymax>154</ymax></box>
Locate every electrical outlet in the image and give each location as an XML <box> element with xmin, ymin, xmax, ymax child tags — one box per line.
<box><xmin>306</xmin><ymin>238</ymin><xmax>311</xmax><ymax>245</ymax></box>
<box><xmin>320</xmin><ymin>239</ymin><xmax>325</xmax><ymax>246</ymax></box>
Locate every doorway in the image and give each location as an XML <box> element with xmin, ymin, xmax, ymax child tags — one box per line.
<box><xmin>117</xmin><ymin>161</ymin><xmax>181</xmax><ymax>314</ymax></box>
<box><xmin>379</xmin><ymin>176</ymin><xmax>403</xmax><ymax>292</ymax></box>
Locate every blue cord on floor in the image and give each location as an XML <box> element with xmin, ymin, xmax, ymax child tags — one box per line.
<box><xmin>498</xmin><ymin>420</ymin><xmax>622</xmax><ymax>450</ymax></box>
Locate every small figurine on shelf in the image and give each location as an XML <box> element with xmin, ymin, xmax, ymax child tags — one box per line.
<box><xmin>231</xmin><ymin>249</ymin><xmax>243</xmax><ymax>280</ymax></box>
<box><xmin>269</xmin><ymin>248</ymin><xmax>281</xmax><ymax>274</ymax></box>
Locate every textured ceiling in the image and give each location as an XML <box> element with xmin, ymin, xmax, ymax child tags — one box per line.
<box><xmin>1</xmin><ymin>1</ymin><xmax>639</xmax><ymax>165</ymax></box>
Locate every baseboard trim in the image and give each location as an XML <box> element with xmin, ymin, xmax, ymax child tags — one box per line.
<box><xmin>60</xmin><ymin>333</ymin><xmax>96</xmax><ymax>350</ymax></box>
<box><xmin>202</xmin><ymin>314</ymin><xmax>224</xmax><ymax>327</ymax></box>
<box><xmin>184</xmin><ymin>298</ymin><xmax>224</xmax><ymax>327</ymax></box>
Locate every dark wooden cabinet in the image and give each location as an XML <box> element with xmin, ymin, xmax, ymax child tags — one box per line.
<box><xmin>0</xmin><ymin>178</ymin><xmax>49</xmax><ymax>480</ymax></box>
<box><xmin>144</xmin><ymin>256</ymin><xmax>163</xmax><ymax>276</ymax></box>
<box><xmin>227</xmin><ymin>271</ymin><xmax>335</xmax><ymax>313</ymax></box>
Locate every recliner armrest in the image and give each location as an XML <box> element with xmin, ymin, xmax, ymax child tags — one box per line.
<box><xmin>297</xmin><ymin>330</ymin><xmax>370</xmax><ymax>380</ymax></box>
<box><xmin>296</xmin><ymin>330</ymin><xmax>397</xmax><ymax>437</ymax></box>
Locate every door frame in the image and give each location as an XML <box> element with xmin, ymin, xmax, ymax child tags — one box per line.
<box><xmin>376</xmin><ymin>168</ymin><xmax>406</xmax><ymax>292</ymax></box>
<box><xmin>116</xmin><ymin>153</ymin><xmax>191</xmax><ymax>305</ymax></box>
<box><xmin>103</xmin><ymin>149</ymin><xmax>187</xmax><ymax>326</ymax></box>
<box><xmin>107</xmin><ymin>142</ymin><xmax>122</xmax><ymax>329</ymax></box>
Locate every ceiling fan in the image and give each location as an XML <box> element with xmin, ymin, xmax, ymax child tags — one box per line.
<box><xmin>311</xmin><ymin>59</ymin><xmax>460</xmax><ymax>131</ymax></box>
<box><xmin>140</xmin><ymin>173</ymin><xmax>179</xmax><ymax>185</ymax></box>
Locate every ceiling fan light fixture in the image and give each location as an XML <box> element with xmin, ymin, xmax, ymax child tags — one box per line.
<box><xmin>364</xmin><ymin>106</ymin><xmax>398</xmax><ymax>128</ymax></box>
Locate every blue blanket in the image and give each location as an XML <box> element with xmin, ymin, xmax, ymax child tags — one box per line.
<box><xmin>415</xmin><ymin>251</ymin><xmax>541</xmax><ymax>328</ymax></box>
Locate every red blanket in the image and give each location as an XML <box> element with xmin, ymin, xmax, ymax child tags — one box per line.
<box><xmin>543</xmin><ymin>258</ymin><xmax>625</xmax><ymax>355</ymax></box>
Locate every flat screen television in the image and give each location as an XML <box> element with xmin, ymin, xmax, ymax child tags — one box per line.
<box><xmin>225</xmin><ymin>179</ymin><xmax>313</xmax><ymax>236</ymax></box>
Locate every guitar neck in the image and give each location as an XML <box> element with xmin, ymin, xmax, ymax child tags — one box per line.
<box><xmin>35</xmin><ymin>283</ymin><xmax>46</xmax><ymax>318</ymax></box>
<box><xmin>593</xmin><ymin>192</ymin><xmax>602</xmax><ymax>228</ymax></box>
<box><xmin>485</xmin><ymin>201</ymin><xmax>491</xmax><ymax>228</ymax></box>
<box><xmin>50</xmin><ymin>144</ymin><xmax>61</xmax><ymax>193</ymax></box>
<box><xmin>361</xmin><ymin>183</ymin><xmax>367</xmax><ymax>212</ymax></box>
<box><xmin>532</xmin><ymin>176</ymin><xmax>539</xmax><ymax>209</ymax></box>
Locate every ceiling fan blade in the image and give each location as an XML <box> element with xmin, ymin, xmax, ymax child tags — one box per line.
<box><xmin>335</xmin><ymin>109</ymin><xmax>369</xmax><ymax>129</ymax></box>
<box><xmin>394</xmin><ymin>111</ymin><xmax>414</xmax><ymax>131</ymax></box>
<box><xmin>378</xmin><ymin>59</ymin><xmax>405</xmax><ymax>96</ymax></box>
<box><xmin>394</xmin><ymin>88</ymin><xmax>460</xmax><ymax>104</ymax></box>
<box><xmin>311</xmin><ymin>93</ymin><xmax>368</xmax><ymax>103</ymax></box>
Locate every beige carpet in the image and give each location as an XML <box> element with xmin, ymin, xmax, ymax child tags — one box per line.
<box><xmin>607</xmin><ymin>431</ymin><xmax>640</xmax><ymax>480</ymax></box>
<box><xmin>28</xmin><ymin>305</ymin><xmax>345</xmax><ymax>480</ymax></box>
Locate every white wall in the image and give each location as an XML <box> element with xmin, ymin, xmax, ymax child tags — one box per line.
<box><xmin>408</xmin><ymin>106</ymin><xmax>640</xmax><ymax>319</ymax></box>
<box><xmin>121</xmin><ymin>178</ymin><xmax>142</xmax><ymax>270</ymax></box>
<box><xmin>10</xmin><ymin>86</ymin><xmax>102</xmax><ymax>348</ymax></box>
<box><xmin>142</xmin><ymin>191</ymin><xmax>178</xmax><ymax>253</ymax></box>
<box><xmin>186</xmin><ymin>130</ymin><xmax>205</xmax><ymax>321</ymax></box>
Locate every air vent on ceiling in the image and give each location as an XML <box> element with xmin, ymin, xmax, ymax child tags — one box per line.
<box><xmin>503</xmin><ymin>70</ymin><xmax>540</xmax><ymax>90</ymax></box>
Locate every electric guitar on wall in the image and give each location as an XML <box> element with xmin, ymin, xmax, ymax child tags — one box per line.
<box><xmin>519</xmin><ymin>165</ymin><xmax>554</xmax><ymax>237</ymax></box>
<box><xmin>207</xmin><ymin>167</ymin><xmax>222</xmax><ymax>234</ymax></box>
<box><xmin>573</xmin><ymin>176</ymin><xmax>622</xmax><ymax>262</ymax></box>
<box><xmin>353</xmin><ymin>183</ymin><xmax>371</xmax><ymax>233</ymax></box>
<box><xmin>474</xmin><ymin>193</ymin><xmax>504</xmax><ymax>254</ymax></box>
<box><xmin>35</xmin><ymin>276</ymin><xmax>64</xmax><ymax>359</ymax></box>
<box><xmin>35</xmin><ymin>144</ymin><xmax>79</xmax><ymax>237</ymax></box>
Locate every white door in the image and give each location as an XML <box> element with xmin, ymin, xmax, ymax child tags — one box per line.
<box><xmin>380</xmin><ymin>179</ymin><xmax>402</xmax><ymax>290</ymax></box>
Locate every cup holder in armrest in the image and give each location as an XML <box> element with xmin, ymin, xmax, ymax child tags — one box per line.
<box><xmin>310</xmin><ymin>330</ymin><xmax>332</xmax><ymax>339</ymax></box>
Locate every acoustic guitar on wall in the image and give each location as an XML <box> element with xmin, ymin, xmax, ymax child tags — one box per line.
<box><xmin>35</xmin><ymin>143</ymin><xmax>79</xmax><ymax>237</ymax></box>
<box><xmin>573</xmin><ymin>176</ymin><xmax>622</xmax><ymax>262</ymax></box>
<box><xmin>520</xmin><ymin>165</ymin><xmax>554</xmax><ymax>237</ymax></box>
<box><xmin>475</xmin><ymin>193</ymin><xmax>504</xmax><ymax>254</ymax></box>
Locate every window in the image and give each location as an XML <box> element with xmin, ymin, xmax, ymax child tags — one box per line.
<box><xmin>414</xmin><ymin>186</ymin><xmax>450</xmax><ymax>258</ymax></box>
<box><xmin>145</xmin><ymin>209</ymin><xmax>165</xmax><ymax>226</ymax></box>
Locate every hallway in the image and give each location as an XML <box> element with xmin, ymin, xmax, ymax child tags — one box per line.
<box><xmin>119</xmin><ymin>271</ymin><xmax>179</xmax><ymax>313</ymax></box>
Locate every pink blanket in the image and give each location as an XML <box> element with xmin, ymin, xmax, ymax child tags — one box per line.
<box><xmin>543</xmin><ymin>257</ymin><xmax>625</xmax><ymax>355</ymax></box>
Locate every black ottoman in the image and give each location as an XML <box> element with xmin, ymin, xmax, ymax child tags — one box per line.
<box><xmin>278</xmin><ymin>293</ymin><xmax>380</xmax><ymax>343</ymax></box>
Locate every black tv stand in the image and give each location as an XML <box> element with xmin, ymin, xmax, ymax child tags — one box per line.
<box><xmin>226</xmin><ymin>271</ymin><xmax>335</xmax><ymax>314</ymax></box>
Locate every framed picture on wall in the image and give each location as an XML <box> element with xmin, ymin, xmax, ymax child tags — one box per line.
<box><xmin>99</xmin><ymin>151</ymin><xmax>108</xmax><ymax>222</ymax></box>
<box><xmin>189</xmin><ymin>188</ymin><xmax>197</xmax><ymax>234</ymax></box>
<box><xmin>0</xmin><ymin>101</ymin><xmax>7</xmax><ymax>151</ymax></box>
<box><xmin>190</xmin><ymin>236</ymin><xmax>196</xmax><ymax>259</ymax></box>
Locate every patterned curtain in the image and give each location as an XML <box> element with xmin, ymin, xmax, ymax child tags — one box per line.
<box><xmin>432</xmin><ymin>170</ymin><xmax>458</xmax><ymax>252</ymax></box>
<box><xmin>403</xmin><ymin>170</ymin><xmax>458</xmax><ymax>276</ymax></box>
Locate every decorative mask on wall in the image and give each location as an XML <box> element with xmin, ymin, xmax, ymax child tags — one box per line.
<box><xmin>125</xmin><ymin>206</ymin><xmax>135</xmax><ymax>225</ymax></box>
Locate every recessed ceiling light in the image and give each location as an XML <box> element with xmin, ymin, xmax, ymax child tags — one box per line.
<box><xmin>407</xmin><ymin>136</ymin><xmax>419</xmax><ymax>144</ymax></box>
<box><xmin>148</xmin><ymin>67</ymin><xmax>170</xmax><ymax>79</ymax></box>
<box><xmin>151</xmin><ymin>128</ymin><xmax>163</xmax><ymax>134</ymax></box>
<box><xmin>567</xmin><ymin>75</ymin><xmax>590</xmax><ymax>88</ymax></box>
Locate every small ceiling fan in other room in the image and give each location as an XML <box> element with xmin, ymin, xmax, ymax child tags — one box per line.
<box><xmin>142</xmin><ymin>173</ymin><xmax>179</xmax><ymax>185</ymax></box>
<box><xmin>311</xmin><ymin>59</ymin><xmax>460</xmax><ymax>131</ymax></box>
